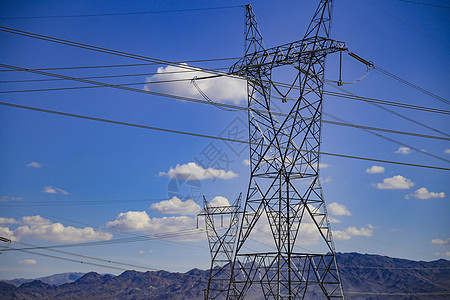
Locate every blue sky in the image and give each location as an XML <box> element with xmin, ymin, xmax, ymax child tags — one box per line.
<box><xmin>0</xmin><ymin>0</ymin><xmax>449</xmax><ymax>280</ymax></box>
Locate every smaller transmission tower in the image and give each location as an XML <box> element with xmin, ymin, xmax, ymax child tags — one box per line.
<box><xmin>200</xmin><ymin>194</ymin><xmax>242</xmax><ymax>299</ymax></box>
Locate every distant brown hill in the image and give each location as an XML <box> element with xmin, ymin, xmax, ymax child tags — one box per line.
<box><xmin>1</xmin><ymin>253</ymin><xmax>449</xmax><ymax>299</ymax></box>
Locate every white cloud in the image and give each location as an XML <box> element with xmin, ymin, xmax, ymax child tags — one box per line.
<box><xmin>395</xmin><ymin>147</ymin><xmax>411</xmax><ymax>154</ymax></box>
<box><xmin>0</xmin><ymin>217</ymin><xmax>18</xmax><ymax>224</ymax></box>
<box><xmin>106</xmin><ymin>211</ymin><xmax>203</xmax><ymax>242</ymax></box>
<box><xmin>321</xmin><ymin>177</ymin><xmax>332</xmax><ymax>184</ymax></box>
<box><xmin>144</xmin><ymin>64</ymin><xmax>247</xmax><ymax>105</ymax></box>
<box><xmin>26</xmin><ymin>162</ymin><xmax>41</xmax><ymax>168</ymax></box>
<box><xmin>328</xmin><ymin>217</ymin><xmax>341</xmax><ymax>224</ymax></box>
<box><xmin>333</xmin><ymin>225</ymin><xmax>373</xmax><ymax>240</ymax></box>
<box><xmin>150</xmin><ymin>196</ymin><xmax>201</xmax><ymax>215</ymax></box>
<box><xmin>406</xmin><ymin>187</ymin><xmax>445</xmax><ymax>200</ymax></box>
<box><xmin>208</xmin><ymin>196</ymin><xmax>231</xmax><ymax>207</ymax></box>
<box><xmin>365</xmin><ymin>165</ymin><xmax>385</xmax><ymax>174</ymax></box>
<box><xmin>159</xmin><ymin>162</ymin><xmax>238</xmax><ymax>180</ymax></box>
<box><xmin>42</xmin><ymin>186</ymin><xmax>69</xmax><ymax>195</ymax></box>
<box><xmin>0</xmin><ymin>196</ymin><xmax>23</xmax><ymax>202</ymax></box>
<box><xmin>377</xmin><ymin>175</ymin><xmax>414</xmax><ymax>190</ymax></box>
<box><xmin>0</xmin><ymin>226</ymin><xmax>15</xmax><ymax>241</ymax></box>
<box><xmin>328</xmin><ymin>202</ymin><xmax>351</xmax><ymax>216</ymax></box>
<box><xmin>431</xmin><ymin>238</ymin><xmax>449</xmax><ymax>246</ymax></box>
<box><xmin>19</xmin><ymin>259</ymin><xmax>37</xmax><ymax>265</ymax></box>
<box><xmin>6</xmin><ymin>215</ymin><xmax>113</xmax><ymax>243</ymax></box>
<box><xmin>444</xmin><ymin>149</ymin><xmax>450</xmax><ymax>154</ymax></box>
<box><xmin>319</xmin><ymin>163</ymin><xmax>330</xmax><ymax>169</ymax></box>
<box><xmin>138</xmin><ymin>250</ymin><xmax>145</xmax><ymax>254</ymax></box>
<box><xmin>19</xmin><ymin>258</ymin><xmax>37</xmax><ymax>265</ymax></box>
<box><xmin>243</xmin><ymin>159</ymin><xmax>250</xmax><ymax>166</ymax></box>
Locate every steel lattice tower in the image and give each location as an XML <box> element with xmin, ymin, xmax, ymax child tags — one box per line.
<box><xmin>203</xmin><ymin>1</ymin><xmax>347</xmax><ymax>299</ymax></box>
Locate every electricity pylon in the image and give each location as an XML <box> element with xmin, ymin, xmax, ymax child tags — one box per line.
<box><xmin>203</xmin><ymin>1</ymin><xmax>346</xmax><ymax>298</ymax></box>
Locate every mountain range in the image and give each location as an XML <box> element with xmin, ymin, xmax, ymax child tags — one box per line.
<box><xmin>1</xmin><ymin>252</ymin><xmax>449</xmax><ymax>299</ymax></box>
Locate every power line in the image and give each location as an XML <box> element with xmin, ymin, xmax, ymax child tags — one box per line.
<box><xmin>2</xmin><ymin>206</ymin><xmax>207</xmax><ymax>252</ymax></box>
<box><xmin>0</xmin><ymin>244</ymin><xmax>146</xmax><ymax>272</ymax></box>
<box><xmin>0</xmin><ymin>26</ymin><xmax>233</xmax><ymax>79</ymax></box>
<box><xmin>324</xmin><ymin>113</ymin><xmax>450</xmax><ymax>164</ymax></box>
<box><xmin>375</xmin><ymin>66</ymin><xmax>450</xmax><ymax>105</ymax></box>
<box><xmin>0</xmin><ymin>229</ymin><xmax>203</xmax><ymax>251</ymax></box>
<box><xmin>2</xmin><ymin>76</ymin><xmax>449</xmax><ymax>116</ymax></box>
<box><xmin>2</xmin><ymin>63</ymin><xmax>449</xmax><ymax>164</ymax></box>
<box><xmin>346</xmin><ymin>291</ymin><xmax>450</xmax><ymax>296</ymax></box>
<box><xmin>2</xmin><ymin>24</ymin><xmax>447</xmax><ymax>107</ymax></box>
<box><xmin>1</xmin><ymin>101</ymin><xmax>448</xmax><ymax>171</ymax></box>
<box><xmin>0</xmin><ymin>6</ymin><xmax>243</xmax><ymax>20</ymax></box>
<box><xmin>326</xmin><ymin>81</ymin><xmax>450</xmax><ymax>138</ymax></box>
<box><xmin>398</xmin><ymin>0</ymin><xmax>450</xmax><ymax>9</ymax></box>
<box><xmin>1</xmin><ymin>240</ymin><xmax>161</xmax><ymax>271</ymax></box>
<box><xmin>0</xmin><ymin>59</ymin><xmax>237</xmax><ymax>73</ymax></box>
<box><xmin>2</xmin><ymin>25</ymin><xmax>448</xmax><ymax>118</ymax></box>
<box><xmin>0</xmin><ymin>68</ymin><xmax>230</xmax><ymax>84</ymax></box>
<box><xmin>1</xmin><ymin>63</ymin><xmax>448</xmax><ymax>142</ymax></box>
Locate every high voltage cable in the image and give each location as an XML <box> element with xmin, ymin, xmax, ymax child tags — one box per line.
<box><xmin>398</xmin><ymin>0</ymin><xmax>450</xmax><ymax>9</ymax></box>
<box><xmin>1</xmin><ymin>25</ymin><xmax>448</xmax><ymax>118</ymax></box>
<box><xmin>324</xmin><ymin>113</ymin><xmax>450</xmax><ymax>164</ymax></box>
<box><xmin>1</xmin><ymin>24</ymin><xmax>447</xmax><ymax>108</ymax></box>
<box><xmin>375</xmin><ymin>66</ymin><xmax>450</xmax><ymax>105</ymax></box>
<box><xmin>0</xmin><ymin>68</ymin><xmax>229</xmax><ymax>83</ymax></box>
<box><xmin>0</xmin><ymin>229</ymin><xmax>203</xmax><ymax>251</ymax></box>
<box><xmin>0</xmin><ymin>245</ymin><xmax>133</xmax><ymax>272</ymax></box>
<box><xmin>1</xmin><ymin>240</ymin><xmax>160</xmax><ymax>271</ymax></box>
<box><xmin>326</xmin><ymin>81</ymin><xmax>450</xmax><ymax>138</ymax></box>
<box><xmin>1</xmin><ymin>28</ymin><xmax>448</xmax><ymax>160</ymax></box>
<box><xmin>0</xmin><ymin>6</ymin><xmax>243</xmax><ymax>20</ymax></box>
<box><xmin>0</xmin><ymin>26</ymin><xmax>232</xmax><ymax>78</ymax></box>
<box><xmin>2</xmin><ymin>76</ymin><xmax>449</xmax><ymax>116</ymax></box>
<box><xmin>0</xmin><ymin>59</ymin><xmax>237</xmax><ymax>73</ymax></box>
<box><xmin>1</xmin><ymin>101</ymin><xmax>448</xmax><ymax>171</ymax></box>
<box><xmin>2</xmin><ymin>63</ymin><xmax>449</xmax><ymax>164</ymax></box>
<box><xmin>1</xmin><ymin>63</ymin><xmax>448</xmax><ymax>142</ymax></box>
<box><xmin>2</xmin><ymin>206</ymin><xmax>207</xmax><ymax>252</ymax></box>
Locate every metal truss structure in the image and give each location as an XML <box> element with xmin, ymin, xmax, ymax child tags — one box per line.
<box><xmin>202</xmin><ymin>1</ymin><xmax>346</xmax><ymax>299</ymax></box>
<box><xmin>200</xmin><ymin>194</ymin><xmax>242</xmax><ymax>299</ymax></box>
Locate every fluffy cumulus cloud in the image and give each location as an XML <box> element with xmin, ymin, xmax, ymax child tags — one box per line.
<box><xmin>328</xmin><ymin>202</ymin><xmax>351</xmax><ymax>216</ymax></box>
<box><xmin>42</xmin><ymin>186</ymin><xmax>69</xmax><ymax>195</ymax></box>
<box><xmin>106</xmin><ymin>211</ymin><xmax>203</xmax><ymax>242</ymax></box>
<box><xmin>150</xmin><ymin>196</ymin><xmax>201</xmax><ymax>215</ymax></box>
<box><xmin>243</xmin><ymin>159</ymin><xmax>250</xmax><ymax>166</ymax></box>
<box><xmin>395</xmin><ymin>147</ymin><xmax>411</xmax><ymax>154</ymax></box>
<box><xmin>365</xmin><ymin>165</ymin><xmax>385</xmax><ymax>174</ymax></box>
<box><xmin>19</xmin><ymin>259</ymin><xmax>37</xmax><ymax>265</ymax></box>
<box><xmin>144</xmin><ymin>64</ymin><xmax>247</xmax><ymax>105</ymax></box>
<box><xmin>0</xmin><ymin>217</ymin><xmax>19</xmax><ymax>224</ymax></box>
<box><xmin>0</xmin><ymin>226</ymin><xmax>15</xmax><ymax>241</ymax></box>
<box><xmin>159</xmin><ymin>162</ymin><xmax>238</xmax><ymax>180</ymax></box>
<box><xmin>333</xmin><ymin>225</ymin><xmax>374</xmax><ymax>240</ymax></box>
<box><xmin>1</xmin><ymin>215</ymin><xmax>112</xmax><ymax>243</ymax></box>
<box><xmin>406</xmin><ymin>187</ymin><xmax>445</xmax><ymax>200</ymax></box>
<box><xmin>431</xmin><ymin>238</ymin><xmax>449</xmax><ymax>246</ymax></box>
<box><xmin>208</xmin><ymin>196</ymin><xmax>231</xmax><ymax>207</ymax></box>
<box><xmin>377</xmin><ymin>175</ymin><xmax>414</xmax><ymax>190</ymax></box>
<box><xmin>319</xmin><ymin>163</ymin><xmax>330</xmax><ymax>169</ymax></box>
<box><xmin>26</xmin><ymin>162</ymin><xmax>41</xmax><ymax>168</ymax></box>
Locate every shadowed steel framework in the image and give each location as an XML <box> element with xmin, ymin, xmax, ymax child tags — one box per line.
<box><xmin>201</xmin><ymin>1</ymin><xmax>346</xmax><ymax>299</ymax></box>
